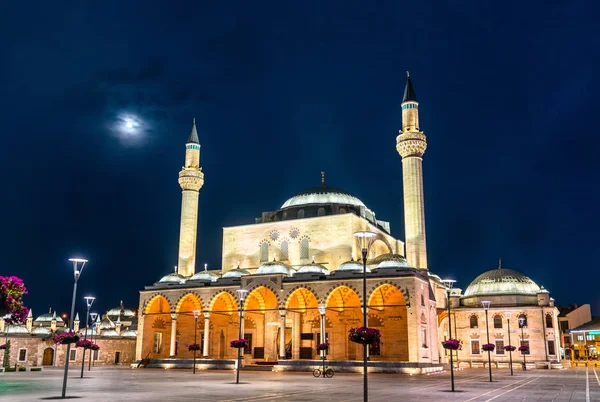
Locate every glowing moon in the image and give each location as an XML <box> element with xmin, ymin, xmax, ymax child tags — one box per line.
<box><xmin>126</xmin><ymin>121</ymin><xmax>134</xmax><ymax>129</ymax></box>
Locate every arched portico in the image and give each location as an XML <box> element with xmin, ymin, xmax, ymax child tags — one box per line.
<box><xmin>142</xmin><ymin>295</ymin><xmax>172</xmax><ymax>359</ymax></box>
<box><xmin>367</xmin><ymin>283</ymin><xmax>409</xmax><ymax>361</ymax></box>
<box><xmin>244</xmin><ymin>286</ymin><xmax>279</xmax><ymax>361</ymax></box>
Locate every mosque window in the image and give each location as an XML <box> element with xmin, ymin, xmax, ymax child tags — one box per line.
<box><xmin>18</xmin><ymin>349</ymin><xmax>27</xmax><ymax>362</ymax></box>
<box><xmin>470</xmin><ymin>340</ymin><xmax>480</xmax><ymax>355</ymax></box>
<box><xmin>518</xmin><ymin>314</ymin><xmax>528</xmax><ymax>328</ymax></box>
<box><xmin>495</xmin><ymin>340</ymin><xmax>505</xmax><ymax>355</ymax></box>
<box><xmin>153</xmin><ymin>332</ymin><xmax>163</xmax><ymax>354</ymax></box>
<box><xmin>545</xmin><ymin>314</ymin><xmax>553</xmax><ymax>328</ymax></box>
<box><xmin>420</xmin><ymin>294</ymin><xmax>425</xmax><ymax>306</ymax></box>
<box><xmin>317</xmin><ymin>207</ymin><xmax>325</xmax><ymax>216</ymax></box>
<box><xmin>280</xmin><ymin>240</ymin><xmax>289</xmax><ymax>261</ymax></box>
<box><xmin>300</xmin><ymin>238</ymin><xmax>309</xmax><ymax>259</ymax></box>
<box><xmin>470</xmin><ymin>315</ymin><xmax>478</xmax><ymax>329</ymax></box>
<box><xmin>520</xmin><ymin>340</ymin><xmax>530</xmax><ymax>355</ymax></box>
<box><xmin>260</xmin><ymin>242</ymin><xmax>269</xmax><ymax>262</ymax></box>
<box><xmin>297</xmin><ymin>209</ymin><xmax>305</xmax><ymax>219</ymax></box>
<box><xmin>69</xmin><ymin>349</ymin><xmax>77</xmax><ymax>361</ymax></box>
<box><xmin>493</xmin><ymin>315</ymin><xmax>502</xmax><ymax>329</ymax></box>
<box><xmin>548</xmin><ymin>340</ymin><xmax>556</xmax><ymax>355</ymax></box>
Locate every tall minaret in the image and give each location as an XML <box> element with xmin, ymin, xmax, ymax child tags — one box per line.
<box><xmin>176</xmin><ymin>118</ymin><xmax>205</xmax><ymax>277</ymax></box>
<box><xmin>396</xmin><ymin>72</ymin><xmax>428</xmax><ymax>269</ymax></box>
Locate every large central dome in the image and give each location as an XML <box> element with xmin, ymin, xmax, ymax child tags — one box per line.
<box><xmin>463</xmin><ymin>267</ymin><xmax>540</xmax><ymax>297</ymax></box>
<box><xmin>281</xmin><ymin>185</ymin><xmax>366</xmax><ymax>209</ymax></box>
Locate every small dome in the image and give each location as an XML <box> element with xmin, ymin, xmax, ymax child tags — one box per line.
<box><xmin>297</xmin><ymin>262</ymin><xmax>329</xmax><ymax>275</ymax></box>
<box><xmin>255</xmin><ymin>261</ymin><xmax>295</xmax><ymax>276</ymax></box>
<box><xmin>6</xmin><ymin>325</ymin><xmax>29</xmax><ymax>334</ymax></box>
<box><xmin>189</xmin><ymin>269</ymin><xmax>220</xmax><ymax>282</ymax></box>
<box><xmin>120</xmin><ymin>329</ymin><xmax>137</xmax><ymax>338</ymax></box>
<box><xmin>281</xmin><ymin>185</ymin><xmax>366</xmax><ymax>209</ymax></box>
<box><xmin>374</xmin><ymin>254</ymin><xmax>410</xmax><ymax>269</ymax></box>
<box><xmin>463</xmin><ymin>267</ymin><xmax>540</xmax><ymax>297</ymax></box>
<box><xmin>35</xmin><ymin>311</ymin><xmax>63</xmax><ymax>323</ymax></box>
<box><xmin>107</xmin><ymin>302</ymin><xmax>135</xmax><ymax>318</ymax></box>
<box><xmin>32</xmin><ymin>326</ymin><xmax>51</xmax><ymax>335</ymax></box>
<box><xmin>222</xmin><ymin>267</ymin><xmax>251</xmax><ymax>278</ymax></box>
<box><xmin>99</xmin><ymin>318</ymin><xmax>115</xmax><ymax>330</ymax></box>
<box><xmin>158</xmin><ymin>273</ymin><xmax>187</xmax><ymax>284</ymax></box>
<box><xmin>101</xmin><ymin>329</ymin><xmax>119</xmax><ymax>337</ymax></box>
<box><xmin>336</xmin><ymin>260</ymin><xmax>370</xmax><ymax>272</ymax></box>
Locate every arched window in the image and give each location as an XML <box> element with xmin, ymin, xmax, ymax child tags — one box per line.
<box><xmin>518</xmin><ymin>314</ymin><xmax>527</xmax><ymax>328</ymax></box>
<box><xmin>280</xmin><ymin>240</ymin><xmax>289</xmax><ymax>261</ymax></box>
<box><xmin>317</xmin><ymin>207</ymin><xmax>325</xmax><ymax>216</ymax></box>
<box><xmin>470</xmin><ymin>315</ymin><xmax>478</xmax><ymax>328</ymax></box>
<box><xmin>260</xmin><ymin>242</ymin><xmax>269</xmax><ymax>262</ymax></box>
<box><xmin>420</xmin><ymin>294</ymin><xmax>425</xmax><ymax>306</ymax></box>
<box><xmin>545</xmin><ymin>314</ymin><xmax>553</xmax><ymax>328</ymax></box>
<box><xmin>300</xmin><ymin>238</ymin><xmax>309</xmax><ymax>259</ymax></box>
<box><xmin>297</xmin><ymin>209</ymin><xmax>305</xmax><ymax>219</ymax></box>
<box><xmin>493</xmin><ymin>315</ymin><xmax>502</xmax><ymax>329</ymax></box>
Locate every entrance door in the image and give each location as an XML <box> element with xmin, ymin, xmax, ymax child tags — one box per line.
<box><xmin>114</xmin><ymin>351</ymin><xmax>121</xmax><ymax>365</ymax></box>
<box><xmin>42</xmin><ymin>348</ymin><xmax>54</xmax><ymax>366</ymax></box>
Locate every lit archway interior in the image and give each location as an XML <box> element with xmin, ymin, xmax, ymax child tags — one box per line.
<box><xmin>142</xmin><ymin>295</ymin><xmax>172</xmax><ymax>359</ymax></box>
<box><xmin>244</xmin><ymin>287</ymin><xmax>278</xmax><ymax>361</ymax></box>
<box><xmin>367</xmin><ymin>284</ymin><xmax>409</xmax><ymax>361</ymax></box>
<box><xmin>325</xmin><ymin>286</ymin><xmax>363</xmax><ymax>360</ymax></box>
<box><xmin>285</xmin><ymin>288</ymin><xmax>320</xmax><ymax>360</ymax></box>
<box><xmin>209</xmin><ymin>292</ymin><xmax>240</xmax><ymax>359</ymax></box>
<box><xmin>174</xmin><ymin>294</ymin><xmax>203</xmax><ymax>358</ymax></box>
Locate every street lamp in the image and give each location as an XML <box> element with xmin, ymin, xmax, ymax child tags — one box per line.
<box><xmin>519</xmin><ymin>316</ymin><xmax>527</xmax><ymax>370</ymax></box>
<box><xmin>192</xmin><ymin>310</ymin><xmax>200</xmax><ymax>374</ymax></box>
<box><xmin>235</xmin><ymin>289</ymin><xmax>249</xmax><ymax>385</ymax></box>
<box><xmin>318</xmin><ymin>304</ymin><xmax>327</xmax><ymax>376</ymax></box>
<box><xmin>62</xmin><ymin>257</ymin><xmax>88</xmax><ymax>398</ymax></box>
<box><xmin>505</xmin><ymin>311</ymin><xmax>513</xmax><ymax>375</ymax></box>
<box><xmin>80</xmin><ymin>296</ymin><xmax>95</xmax><ymax>378</ymax></box>
<box><xmin>88</xmin><ymin>312</ymin><xmax>98</xmax><ymax>371</ymax></box>
<box><xmin>481</xmin><ymin>300</ymin><xmax>492</xmax><ymax>382</ymax></box>
<box><xmin>354</xmin><ymin>230</ymin><xmax>376</xmax><ymax>402</ymax></box>
<box><xmin>442</xmin><ymin>279</ymin><xmax>456</xmax><ymax>392</ymax></box>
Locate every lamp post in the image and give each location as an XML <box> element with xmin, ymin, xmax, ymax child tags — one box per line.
<box><xmin>318</xmin><ymin>304</ymin><xmax>327</xmax><ymax>376</ymax></box>
<box><xmin>62</xmin><ymin>258</ymin><xmax>88</xmax><ymax>398</ymax></box>
<box><xmin>481</xmin><ymin>300</ymin><xmax>492</xmax><ymax>382</ymax></box>
<box><xmin>519</xmin><ymin>316</ymin><xmax>527</xmax><ymax>370</ymax></box>
<box><xmin>192</xmin><ymin>310</ymin><xmax>200</xmax><ymax>374</ymax></box>
<box><xmin>235</xmin><ymin>289</ymin><xmax>249</xmax><ymax>384</ymax></box>
<box><xmin>80</xmin><ymin>296</ymin><xmax>95</xmax><ymax>378</ymax></box>
<box><xmin>442</xmin><ymin>279</ymin><xmax>456</xmax><ymax>392</ymax></box>
<box><xmin>88</xmin><ymin>312</ymin><xmax>97</xmax><ymax>371</ymax></box>
<box><xmin>505</xmin><ymin>311</ymin><xmax>513</xmax><ymax>375</ymax></box>
<box><xmin>354</xmin><ymin>231</ymin><xmax>376</xmax><ymax>402</ymax></box>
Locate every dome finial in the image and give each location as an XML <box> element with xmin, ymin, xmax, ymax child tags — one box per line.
<box><xmin>204</xmin><ymin>263</ymin><xmax>208</xmax><ymax>272</ymax></box>
<box><xmin>174</xmin><ymin>265</ymin><xmax>177</xmax><ymax>273</ymax></box>
<box><xmin>406</xmin><ymin>71</ymin><xmax>410</xmax><ymax>77</ymax></box>
<box><xmin>321</xmin><ymin>171</ymin><xmax>325</xmax><ymax>186</ymax></box>
<box><xmin>498</xmin><ymin>258</ymin><xmax>502</xmax><ymax>269</ymax></box>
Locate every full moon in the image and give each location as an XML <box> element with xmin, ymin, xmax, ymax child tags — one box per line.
<box><xmin>126</xmin><ymin>121</ymin><xmax>134</xmax><ymax>129</ymax></box>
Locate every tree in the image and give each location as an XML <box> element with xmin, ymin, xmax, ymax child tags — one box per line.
<box><xmin>0</xmin><ymin>276</ymin><xmax>29</xmax><ymax>325</ymax></box>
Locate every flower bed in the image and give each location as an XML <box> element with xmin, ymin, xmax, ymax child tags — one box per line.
<box><xmin>53</xmin><ymin>331</ymin><xmax>80</xmax><ymax>345</ymax></box>
<box><xmin>76</xmin><ymin>339</ymin><xmax>93</xmax><ymax>349</ymax></box>
<box><xmin>482</xmin><ymin>343</ymin><xmax>495</xmax><ymax>352</ymax></box>
<box><xmin>188</xmin><ymin>343</ymin><xmax>201</xmax><ymax>351</ymax></box>
<box><xmin>348</xmin><ymin>327</ymin><xmax>381</xmax><ymax>346</ymax></box>
<box><xmin>442</xmin><ymin>339</ymin><xmax>461</xmax><ymax>350</ymax></box>
<box><xmin>0</xmin><ymin>276</ymin><xmax>29</xmax><ymax>325</ymax></box>
<box><xmin>316</xmin><ymin>342</ymin><xmax>329</xmax><ymax>352</ymax></box>
<box><xmin>230</xmin><ymin>339</ymin><xmax>248</xmax><ymax>349</ymax></box>
<box><xmin>504</xmin><ymin>345</ymin><xmax>516</xmax><ymax>352</ymax></box>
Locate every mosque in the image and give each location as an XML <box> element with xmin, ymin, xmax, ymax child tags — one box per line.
<box><xmin>135</xmin><ymin>74</ymin><xmax>561</xmax><ymax>372</ymax></box>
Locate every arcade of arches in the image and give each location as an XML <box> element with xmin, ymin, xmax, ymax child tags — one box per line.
<box><xmin>140</xmin><ymin>284</ymin><xmax>411</xmax><ymax>362</ymax></box>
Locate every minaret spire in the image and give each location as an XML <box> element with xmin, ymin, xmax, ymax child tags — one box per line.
<box><xmin>177</xmin><ymin>118</ymin><xmax>205</xmax><ymax>277</ymax></box>
<box><xmin>396</xmin><ymin>72</ymin><xmax>428</xmax><ymax>269</ymax></box>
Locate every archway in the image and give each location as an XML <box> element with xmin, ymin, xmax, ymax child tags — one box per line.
<box><xmin>142</xmin><ymin>295</ymin><xmax>172</xmax><ymax>359</ymax></box>
<box><xmin>175</xmin><ymin>293</ymin><xmax>203</xmax><ymax>358</ymax></box>
<box><xmin>325</xmin><ymin>286</ymin><xmax>363</xmax><ymax>360</ymax></box>
<box><xmin>244</xmin><ymin>287</ymin><xmax>279</xmax><ymax>361</ymax></box>
<box><xmin>285</xmin><ymin>288</ymin><xmax>320</xmax><ymax>360</ymax></box>
<box><xmin>42</xmin><ymin>347</ymin><xmax>54</xmax><ymax>366</ymax></box>
<box><xmin>208</xmin><ymin>292</ymin><xmax>239</xmax><ymax>359</ymax></box>
<box><xmin>367</xmin><ymin>284</ymin><xmax>409</xmax><ymax>361</ymax></box>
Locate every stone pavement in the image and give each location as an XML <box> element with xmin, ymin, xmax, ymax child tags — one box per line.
<box><xmin>1</xmin><ymin>366</ymin><xmax>599</xmax><ymax>401</ymax></box>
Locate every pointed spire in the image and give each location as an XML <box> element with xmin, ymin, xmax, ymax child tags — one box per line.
<box><xmin>321</xmin><ymin>171</ymin><xmax>325</xmax><ymax>187</ymax></box>
<box><xmin>52</xmin><ymin>311</ymin><xmax>57</xmax><ymax>320</ymax></box>
<box><xmin>74</xmin><ymin>313</ymin><xmax>80</xmax><ymax>321</ymax></box>
<box><xmin>27</xmin><ymin>309</ymin><xmax>32</xmax><ymax>318</ymax></box>
<box><xmin>402</xmin><ymin>71</ymin><xmax>417</xmax><ymax>102</ymax></box>
<box><xmin>187</xmin><ymin>118</ymin><xmax>199</xmax><ymax>144</ymax></box>
<box><xmin>49</xmin><ymin>307</ymin><xmax>52</xmax><ymax>314</ymax></box>
<box><xmin>95</xmin><ymin>315</ymin><xmax>101</xmax><ymax>324</ymax></box>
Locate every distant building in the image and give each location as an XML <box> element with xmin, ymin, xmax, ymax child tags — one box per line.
<box><xmin>569</xmin><ymin>318</ymin><xmax>600</xmax><ymax>361</ymax></box>
<box><xmin>557</xmin><ymin>304</ymin><xmax>592</xmax><ymax>359</ymax></box>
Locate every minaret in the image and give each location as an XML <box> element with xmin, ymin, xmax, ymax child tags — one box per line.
<box><xmin>26</xmin><ymin>309</ymin><xmax>33</xmax><ymax>332</ymax></box>
<box><xmin>74</xmin><ymin>313</ymin><xmax>80</xmax><ymax>332</ymax></box>
<box><xmin>177</xmin><ymin>118</ymin><xmax>205</xmax><ymax>277</ymax></box>
<box><xmin>396</xmin><ymin>72</ymin><xmax>428</xmax><ymax>269</ymax></box>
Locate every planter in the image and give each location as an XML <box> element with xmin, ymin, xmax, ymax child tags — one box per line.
<box><xmin>0</xmin><ymin>344</ymin><xmax>6</xmax><ymax>350</ymax></box>
<box><xmin>76</xmin><ymin>339</ymin><xmax>93</xmax><ymax>349</ymax></box>
<box><xmin>482</xmin><ymin>343</ymin><xmax>495</xmax><ymax>352</ymax></box>
<box><xmin>53</xmin><ymin>331</ymin><xmax>80</xmax><ymax>345</ymax></box>
<box><xmin>518</xmin><ymin>346</ymin><xmax>530</xmax><ymax>353</ymax></box>
<box><xmin>188</xmin><ymin>344</ymin><xmax>201</xmax><ymax>352</ymax></box>
<box><xmin>348</xmin><ymin>327</ymin><xmax>381</xmax><ymax>346</ymax></box>
<box><xmin>316</xmin><ymin>342</ymin><xmax>329</xmax><ymax>352</ymax></box>
<box><xmin>30</xmin><ymin>367</ymin><xmax>42</xmax><ymax>372</ymax></box>
<box><xmin>442</xmin><ymin>339</ymin><xmax>461</xmax><ymax>350</ymax></box>
<box><xmin>504</xmin><ymin>345</ymin><xmax>516</xmax><ymax>352</ymax></box>
<box><xmin>230</xmin><ymin>339</ymin><xmax>248</xmax><ymax>349</ymax></box>
<box><xmin>90</xmin><ymin>344</ymin><xmax>100</xmax><ymax>351</ymax></box>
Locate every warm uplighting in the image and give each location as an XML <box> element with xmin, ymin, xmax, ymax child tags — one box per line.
<box><xmin>192</xmin><ymin>310</ymin><xmax>201</xmax><ymax>319</ymax></box>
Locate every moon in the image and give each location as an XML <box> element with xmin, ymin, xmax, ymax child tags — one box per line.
<box><xmin>126</xmin><ymin>121</ymin><xmax>134</xmax><ymax>129</ymax></box>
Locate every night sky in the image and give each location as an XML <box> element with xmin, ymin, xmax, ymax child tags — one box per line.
<box><xmin>2</xmin><ymin>2</ymin><xmax>598</xmax><ymax>321</ymax></box>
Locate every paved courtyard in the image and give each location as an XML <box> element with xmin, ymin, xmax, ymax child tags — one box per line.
<box><xmin>1</xmin><ymin>367</ymin><xmax>599</xmax><ymax>401</ymax></box>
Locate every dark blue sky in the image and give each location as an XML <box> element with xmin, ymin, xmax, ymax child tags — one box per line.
<box><xmin>1</xmin><ymin>2</ymin><xmax>598</xmax><ymax>319</ymax></box>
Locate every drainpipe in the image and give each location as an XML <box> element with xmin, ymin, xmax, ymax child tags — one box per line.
<box><xmin>541</xmin><ymin>308</ymin><xmax>548</xmax><ymax>361</ymax></box>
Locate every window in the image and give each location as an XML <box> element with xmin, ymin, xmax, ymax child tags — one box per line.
<box><xmin>470</xmin><ymin>315</ymin><xmax>478</xmax><ymax>328</ymax></box>
<box><xmin>260</xmin><ymin>242</ymin><xmax>269</xmax><ymax>262</ymax></box>
<box><xmin>495</xmin><ymin>340</ymin><xmax>505</xmax><ymax>355</ymax></box>
<box><xmin>545</xmin><ymin>314</ymin><xmax>553</xmax><ymax>328</ymax></box>
<box><xmin>548</xmin><ymin>340</ymin><xmax>556</xmax><ymax>355</ymax></box>
<box><xmin>18</xmin><ymin>349</ymin><xmax>27</xmax><ymax>362</ymax></box>
<box><xmin>69</xmin><ymin>349</ymin><xmax>77</xmax><ymax>361</ymax></box>
<box><xmin>421</xmin><ymin>328</ymin><xmax>428</xmax><ymax>348</ymax></box>
<box><xmin>297</xmin><ymin>209</ymin><xmax>305</xmax><ymax>219</ymax></box>
<box><xmin>518</xmin><ymin>314</ymin><xmax>527</xmax><ymax>328</ymax></box>
<box><xmin>153</xmin><ymin>332</ymin><xmax>163</xmax><ymax>354</ymax></box>
<box><xmin>470</xmin><ymin>340</ymin><xmax>480</xmax><ymax>355</ymax></box>
<box><xmin>317</xmin><ymin>207</ymin><xmax>325</xmax><ymax>216</ymax></box>
<box><xmin>300</xmin><ymin>238</ymin><xmax>309</xmax><ymax>259</ymax></box>
<box><xmin>420</xmin><ymin>294</ymin><xmax>425</xmax><ymax>306</ymax></box>
<box><xmin>280</xmin><ymin>240</ymin><xmax>289</xmax><ymax>261</ymax></box>
<box><xmin>520</xmin><ymin>340</ymin><xmax>530</xmax><ymax>355</ymax></box>
<box><xmin>587</xmin><ymin>334</ymin><xmax>594</xmax><ymax>341</ymax></box>
<box><xmin>244</xmin><ymin>333</ymin><xmax>253</xmax><ymax>355</ymax></box>
<box><xmin>577</xmin><ymin>335</ymin><xmax>584</xmax><ymax>341</ymax></box>
<box><xmin>493</xmin><ymin>315</ymin><xmax>503</xmax><ymax>329</ymax></box>
<box><xmin>93</xmin><ymin>349</ymin><xmax>99</xmax><ymax>361</ymax></box>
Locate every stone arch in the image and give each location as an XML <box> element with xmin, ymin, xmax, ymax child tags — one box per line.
<box><xmin>366</xmin><ymin>280</ymin><xmax>408</xmax><ymax>305</ymax></box>
<box><xmin>283</xmin><ymin>284</ymin><xmax>321</xmax><ymax>309</ymax></box>
<box><xmin>175</xmin><ymin>292</ymin><xmax>203</xmax><ymax>313</ymax></box>
<box><xmin>244</xmin><ymin>286</ymin><xmax>279</xmax><ymax>313</ymax></box>
<box><xmin>208</xmin><ymin>291</ymin><xmax>239</xmax><ymax>314</ymax></box>
<box><xmin>143</xmin><ymin>294</ymin><xmax>172</xmax><ymax>315</ymax></box>
<box><xmin>284</xmin><ymin>287</ymin><xmax>319</xmax><ymax>313</ymax></box>
<box><xmin>367</xmin><ymin>282</ymin><xmax>408</xmax><ymax>311</ymax></box>
<box><xmin>322</xmin><ymin>282</ymin><xmax>362</xmax><ymax>306</ymax></box>
<box><xmin>245</xmin><ymin>282</ymin><xmax>282</xmax><ymax>307</ymax></box>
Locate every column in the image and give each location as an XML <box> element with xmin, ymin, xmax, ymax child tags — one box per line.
<box><xmin>292</xmin><ymin>312</ymin><xmax>300</xmax><ymax>360</ymax></box>
<box><xmin>279</xmin><ymin>310</ymin><xmax>287</xmax><ymax>360</ymax></box>
<box><xmin>170</xmin><ymin>314</ymin><xmax>177</xmax><ymax>358</ymax></box>
<box><xmin>203</xmin><ymin>313</ymin><xmax>210</xmax><ymax>358</ymax></box>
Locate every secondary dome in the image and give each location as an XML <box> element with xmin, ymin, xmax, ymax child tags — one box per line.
<box><xmin>255</xmin><ymin>261</ymin><xmax>295</xmax><ymax>276</ymax></box>
<box><xmin>297</xmin><ymin>262</ymin><xmax>329</xmax><ymax>275</ymax></box>
<box><xmin>463</xmin><ymin>268</ymin><xmax>540</xmax><ymax>297</ymax></box>
<box><xmin>34</xmin><ymin>310</ymin><xmax>63</xmax><ymax>323</ymax></box>
<box><xmin>120</xmin><ymin>329</ymin><xmax>137</xmax><ymax>338</ymax></box>
<box><xmin>189</xmin><ymin>269</ymin><xmax>220</xmax><ymax>282</ymax></box>
<box><xmin>158</xmin><ymin>273</ymin><xmax>187</xmax><ymax>284</ymax></box>
<box><xmin>336</xmin><ymin>260</ymin><xmax>370</xmax><ymax>273</ymax></box>
<box><xmin>281</xmin><ymin>185</ymin><xmax>366</xmax><ymax>209</ymax></box>
<box><xmin>107</xmin><ymin>301</ymin><xmax>135</xmax><ymax>318</ymax></box>
<box><xmin>372</xmin><ymin>253</ymin><xmax>411</xmax><ymax>269</ymax></box>
<box><xmin>222</xmin><ymin>267</ymin><xmax>251</xmax><ymax>278</ymax></box>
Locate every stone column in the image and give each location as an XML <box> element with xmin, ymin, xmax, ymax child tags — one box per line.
<box><xmin>170</xmin><ymin>314</ymin><xmax>177</xmax><ymax>357</ymax></box>
<box><xmin>292</xmin><ymin>312</ymin><xmax>300</xmax><ymax>360</ymax></box>
<box><xmin>279</xmin><ymin>310</ymin><xmax>287</xmax><ymax>360</ymax></box>
<box><xmin>203</xmin><ymin>313</ymin><xmax>211</xmax><ymax>358</ymax></box>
